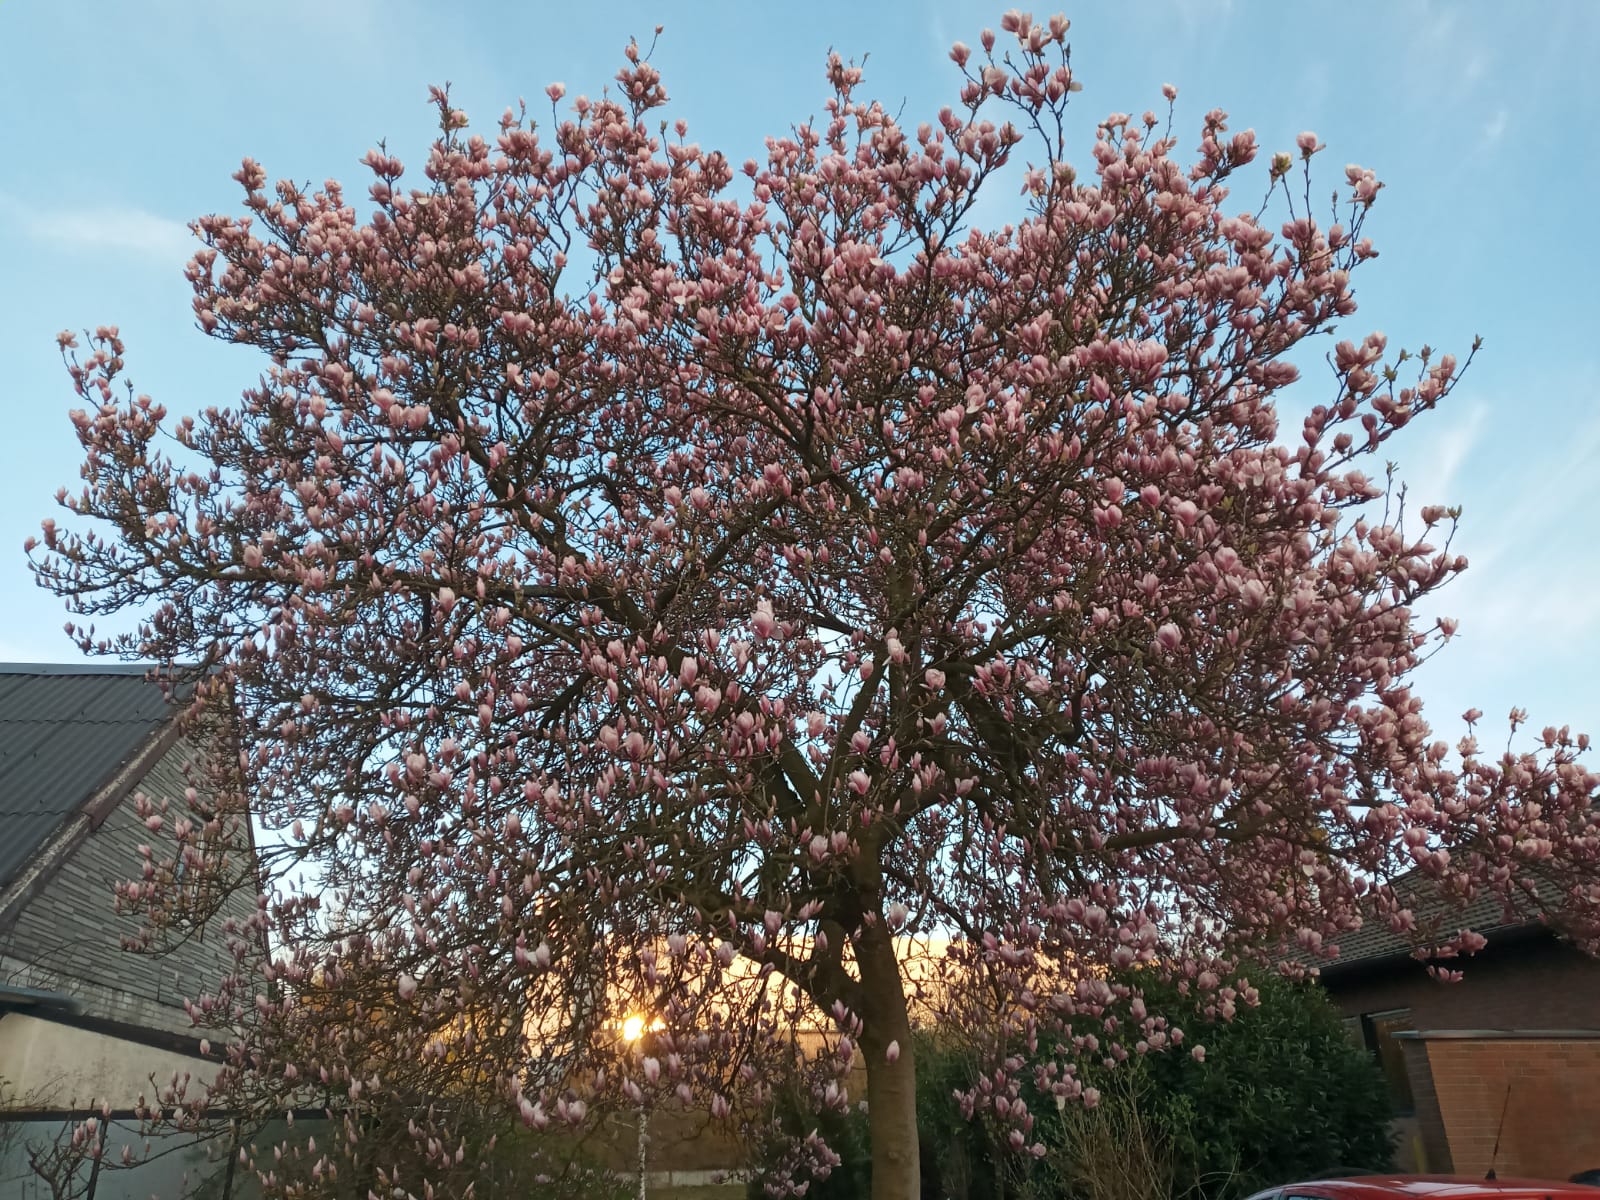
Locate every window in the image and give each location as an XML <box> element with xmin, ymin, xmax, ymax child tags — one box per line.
<box><xmin>172</xmin><ymin>829</ymin><xmax>208</xmax><ymax>897</ymax></box>
<box><xmin>1359</xmin><ymin>1008</ymin><xmax>1415</xmax><ymax>1115</ymax></box>
<box><xmin>169</xmin><ymin>820</ymin><xmax>220</xmax><ymax>939</ymax></box>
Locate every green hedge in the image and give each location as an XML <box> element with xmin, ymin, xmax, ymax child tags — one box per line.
<box><xmin>753</xmin><ymin>972</ymin><xmax>1394</xmax><ymax>1200</ymax></box>
<box><xmin>1100</xmin><ymin>972</ymin><xmax>1395</xmax><ymax>1199</ymax></box>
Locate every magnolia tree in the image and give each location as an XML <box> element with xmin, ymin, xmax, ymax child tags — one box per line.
<box><xmin>30</xmin><ymin>12</ymin><xmax>1600</xmax><ymax>1200</ymax></box>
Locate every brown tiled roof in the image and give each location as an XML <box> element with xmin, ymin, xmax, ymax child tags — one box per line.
<box><xmin>1317</xmin><ymin>872</ymin><xmax>1546</xmax><ymax>975</ymax></box>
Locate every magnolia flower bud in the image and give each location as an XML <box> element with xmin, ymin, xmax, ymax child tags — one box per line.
<box><xmin>751</xmin><ymin>600</ymin><xmax>777</xmax><ymax>639</ymax></box>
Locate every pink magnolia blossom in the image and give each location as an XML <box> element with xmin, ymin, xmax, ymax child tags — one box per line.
<box><xmin>30</xmin><ymin>13</ymin><xmax>1596</xmax><ymax>1200</ymax></box>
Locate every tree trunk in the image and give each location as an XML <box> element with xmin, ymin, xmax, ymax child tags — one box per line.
<box><xmin>855</xmin><ymin>921</ymin><xmax>921</xmax><ymax>1200</ymax></box>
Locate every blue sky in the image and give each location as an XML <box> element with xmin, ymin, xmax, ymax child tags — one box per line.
<box><xmin>1</xmin><ymin>0</ymin><xmax>1595</xmax><ymax>746</ymax></box>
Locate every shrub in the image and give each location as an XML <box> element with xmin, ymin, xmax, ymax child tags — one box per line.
<box><xmin>1094</xmin><ymin>972</ymin><xmax>1395</xmax><ymax>1199</ymax></box>
<box><xmin>752</xmin><ymin>974</ymin><xmax>1393</xmax><ymax>1200</ymax></box>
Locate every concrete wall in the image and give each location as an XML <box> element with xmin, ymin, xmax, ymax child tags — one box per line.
<box><xmin>0</xmin><ymin>1012</ymin><xmax>210</xmax><ymax>1110</ymax></box>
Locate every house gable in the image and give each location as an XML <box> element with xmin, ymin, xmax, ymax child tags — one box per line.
<box><xmin>0</xmin><ymin>665</ymin><xmax>257</xmax><ymax>1043</ymax></box>
<box><xmin>0</xmin><ymin>664</ymin><xmax>177</xmax><ymax>895</ymax></box>
<box><xmin>0</xmin><ymin>729</ymin><xmax>252</xmax><ymax>1039</ymax></box>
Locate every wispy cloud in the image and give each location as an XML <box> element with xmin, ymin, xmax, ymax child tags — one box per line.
<box><xmin>0</xmin><ymin>191</ymin><xmax>192</xmax><ymax>261</ymax></box>
<box><xmin>928</xmin><ymin>7</ymin><xmax>952</xmax><ymax>64</ymax></box>
<box><xmin>1400</xmin><ymin>403</ymin><xmax>1485</xmax><ymax>511</ymax></box>
<box><xmin>1481</xmin><ymin>107</ymin><xmax>1509</xmax><ymax>147</ymax></box>
<box><xmin>1411</xmin><ymin>394</ymin><xmax>1600</xmax><ymax>735</ymax></box>
<box><xmin>1416</xmin><ymin>1</ymin><xmax>1456</xmax><ymax>42</ymax></box>
<box><xmin>1399</xmin><ymin>0</ymin><xmax>1494</xmax><ymax>105</ymax></box>
<box><xmin>1480</xmin><ymin>409</ymin><xmax>1600</xmax><ymax>557</ymax></box>
<box><xmin>1159</xmin><ymin>0</ymin><xmax>1236</xmax><ymax>40</ymax></box>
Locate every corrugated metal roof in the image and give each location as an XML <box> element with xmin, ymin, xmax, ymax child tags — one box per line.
<box><xmin>0</xmin><ymin>664</ymin><xmax>183</xmax><ymax>891</ymax></box>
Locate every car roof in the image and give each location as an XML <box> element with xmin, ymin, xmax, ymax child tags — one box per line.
<box><xmin>1255</xmin><ymin>1177</ymin><xmax>1597</xmax><ymax>1200</ymax></box>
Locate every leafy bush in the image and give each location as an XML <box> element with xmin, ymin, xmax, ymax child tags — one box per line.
<box><xmin>751</xmin><ymin>974</ymin><xmax>1393</xmax><ymax>1200</ymax></box>
<box><xmin>1091</xmin><ymin>972</ymin><xmax>1395</xmax><ymax>1199</ymax></box>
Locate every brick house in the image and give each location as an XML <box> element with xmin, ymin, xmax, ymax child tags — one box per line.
<box><xmin>0</xmin><ymin>662</ymin><xmax>260</xmax><ymax>1197</ymax></box>
<box><xmin>1317</xmin><ymin>890</ymin><xmax>1600</xmax><ymax>1181</ymax></box>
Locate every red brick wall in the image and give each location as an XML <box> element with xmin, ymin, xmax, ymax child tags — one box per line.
<box><xmin>1423</xmin><ymin>1038</ymin><xmax>1600</xmax><ymax>1181</ymax></box>
<box><xmin>1322</xmin><ymin>932</ymin><xmax>1600</xmax><ymax>1181</ymax></box>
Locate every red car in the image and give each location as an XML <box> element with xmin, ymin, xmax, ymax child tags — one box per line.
<box><xmin>1246</xmin><ymin>1177</ymin><xmax>1600</xmax><ymax>1200</ymax></box>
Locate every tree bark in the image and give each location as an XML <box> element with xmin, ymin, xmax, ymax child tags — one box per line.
<box><xmin>855</xmin><ymin>921</ymin><xmax>920</xmax><ymax>1200</ymax></box>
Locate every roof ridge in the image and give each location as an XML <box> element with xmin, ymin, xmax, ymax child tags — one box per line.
<box><xmin>0</xmin><ymin>662</ymin><xmax>171</xmax><ymax>676</ymax></box>
<box><xmin>0</xmin><ymin>716</ymin><xmax>183</xmax><ymax>726</ymax></box>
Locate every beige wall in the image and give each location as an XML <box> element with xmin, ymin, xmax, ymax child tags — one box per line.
<box><xmin>0</xmin><ymin>1013</ymin><xmax>214</xmax><ymax>1111</ymax></box>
